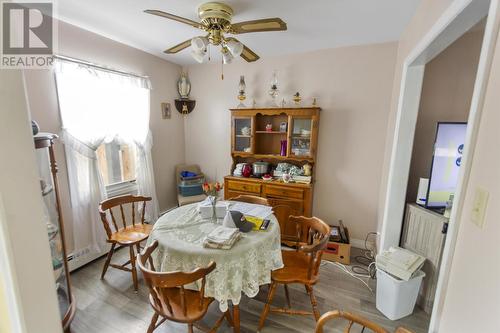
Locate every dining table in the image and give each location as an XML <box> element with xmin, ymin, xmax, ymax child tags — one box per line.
<box><xmin>147</xmin><ymin>201</ymin><xmax>284</xmax><ymax>333</ymax></box>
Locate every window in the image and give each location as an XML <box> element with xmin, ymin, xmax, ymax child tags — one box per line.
<box><xmin>96</xmin><ymin>142</ymin><xmax>136</xmax><ymax>186</ymax></box>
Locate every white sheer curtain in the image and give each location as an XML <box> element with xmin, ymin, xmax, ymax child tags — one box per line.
<box><xmin>55</xmin><ymin>59</ymin><xmax>159</xmax><ymax>254</ymax></box>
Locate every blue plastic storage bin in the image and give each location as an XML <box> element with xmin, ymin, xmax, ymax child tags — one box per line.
<box><xmin>178</xmin><ymin>183</ymin><xmax>204</xmax><ymax>197</ymax></box>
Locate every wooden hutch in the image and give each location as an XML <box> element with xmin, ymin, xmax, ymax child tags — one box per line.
<box><xmin>224</xmin><ymin>107</ymin><xmax>320</xmax><ymax>216</ymax></box>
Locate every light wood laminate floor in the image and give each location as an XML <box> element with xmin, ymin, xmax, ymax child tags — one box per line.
<box><xmin>70</xmin><ymin>247</ymin><xmax>430</xmax><ymax>333</ymax></box>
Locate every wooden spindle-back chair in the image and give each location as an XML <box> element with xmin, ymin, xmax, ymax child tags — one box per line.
<box><xmin>315</xmin><ymin>310</ymin><xmax>389</xmax><ymax>333</ymax></box>
<box><xmin>137</xmin><ymin>240</ymin><xmax>232</xmax><ymax>333</ymax></box>
<box><xmin>258</xmin><ymin>216</ymin><xmax>330</xmax><ymax>330</ymax></box>
<box><xmin>98</xmin><ymin>194</ymin><xmax>152</xmax><ymax>291</ymax></box>
<box><xmin>231</xmin><ymin>194</ymin><xmax>270</xmax><ymax>206</ymax></box>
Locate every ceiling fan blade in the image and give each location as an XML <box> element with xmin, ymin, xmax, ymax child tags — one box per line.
<box><xmin>240</xmin><ymin>44</ymin><xmax>260</xmax><ymax>62</ymax></box>
<box><xmin>164</xmin><ymin>39</ymin><xmax>192</xmax><ymax>54</ymax></box>
<box><xmin>229</xmin><ymin>18</ymin><xmax>287</xmax><ymax>34</ymax></box>
<box><xmin>144</xmin><ymin>9</ymin><xmax>202</xmax><ymax>29</ymax></box>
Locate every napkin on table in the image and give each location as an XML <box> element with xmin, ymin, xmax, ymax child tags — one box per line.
<box><xmin>203</xmin><ymin>226</ymin><xmax>241</xmax><ymax>250</ymax></box>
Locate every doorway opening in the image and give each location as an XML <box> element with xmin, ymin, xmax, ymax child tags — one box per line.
<box><xmin>401</xmin><ymin>18</ymin><xmax>485</xmax><ymax>319</ymax></box>
<box><xmin>379</xmin><ymin>0</ymin><xmax>499</xmax><ymax>331</ymax></box>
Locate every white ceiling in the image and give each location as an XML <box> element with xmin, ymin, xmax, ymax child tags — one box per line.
<box><xmin>56</xmin><ymin>0</ymin><xmax>421</xmax><ymax>65</ymax></box>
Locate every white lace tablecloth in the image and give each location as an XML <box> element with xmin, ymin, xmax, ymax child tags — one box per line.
<box><xmin>148</xmin><ymin>202</ymin><xmax>284</xmax><ymax>312</ymax></box>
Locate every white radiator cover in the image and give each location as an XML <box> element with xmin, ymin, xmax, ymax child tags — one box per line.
<box><xmin>401</xmin><ymin>203</ymin><xmax>448</xmax><ymax>314</ymax></box>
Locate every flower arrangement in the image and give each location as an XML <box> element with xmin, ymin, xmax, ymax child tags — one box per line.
<box><xmin>202</xmin><ymin>182</ymin><xmax>223</xmax><ymax>197</ymax></box>
<box><xmin>203</xmin><ymin>182</ymin><xmax>223</xmax><ymax>221</ymax></box>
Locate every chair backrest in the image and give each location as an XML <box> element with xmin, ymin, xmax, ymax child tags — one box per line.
<box><xmin>99</xmin><ymin>194</ymin><xmax>152</xmax><ymax>239</ymax></box>
<box><xmin>137</xmin><ymin>240</ymin><xmax>216</xmax><ymax>317</ymax></box>
<box><xmin>232</xmin><ymin>194</ymin><xmax>270</xmax><ymax>206</ymax></box>
<box><xmin>315</xmin><ymin>310</ymin><xmax>389</xmax><ymax>333</ymax></box>
<box><xmin>289</xmin><ymin>216</ymin><xmax>330</xmax><ymax>281</ymax></box>
<box><xmin>175</xmin><ymin>164</ymin><xmax>202</xmax><ymax>185</ymax></box>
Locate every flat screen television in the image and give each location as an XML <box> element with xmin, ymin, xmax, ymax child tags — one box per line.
<box><xmin>426</xmin><ymin>122</ymin><xmax>467</xmax><ymax>208</ymax></box>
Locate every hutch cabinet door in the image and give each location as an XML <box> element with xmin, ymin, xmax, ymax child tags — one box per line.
<box><xmin>288</xmin><ymin>115</ymin><xmax>317</xmax><ymax>158</ymax></box>
<box><xmin>232</xmin><ymin>116</ymin><xmax>254</xmax><ymax>154</ymax></box>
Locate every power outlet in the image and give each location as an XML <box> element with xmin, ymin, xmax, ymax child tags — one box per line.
<box><xmin>471</xmin><ymin>187</ymin><xmax>489</xmax><ymax>228</ymax></box>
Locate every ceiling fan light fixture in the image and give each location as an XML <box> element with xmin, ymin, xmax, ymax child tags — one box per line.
<box><xmin>191</xmin><ymin>36</ymin><xmax>208</xmax><ymax>52</ymax></box>
<box><xmin>191</xmin><ymin>49</ymin><xmax>206</xmax><ymax>63</ymax></box>
<box><xmin>222</xmin><ymin>47</ymin><xmax>233</xmax><ymax>64</ymax></box>
<box><xmin>226</xmin><ymin>39</ymin><xmax>243</xmax><ymax>57</ymax></box>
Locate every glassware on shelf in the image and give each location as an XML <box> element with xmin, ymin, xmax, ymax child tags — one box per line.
<box><xmin>280</xmin><ymin>140</ymin><xmax>287</xmax><ymax>156</ymax></box>
<box><xmin>290</xmin><ymin>118</ymin><xmax>313</xmax><ymax>156</ymax></box>
<box><xmin>237</xmin><ymin>75</ymin><xmax>246</xmax><ymax>108</ymax></box>
<box><xmin>234</xmin><ymin>118</ymin><xmax>252</xmax><ymax>152</ymax></box>
<box><xmin>293</xmin><ymin>92</ymin><xmax>301</xmax><ymax>106</ymax></box>
<box><xmin>268</xmin><ymin>70</ymin><xmax>279</xmax><ymax>107</ymax></box>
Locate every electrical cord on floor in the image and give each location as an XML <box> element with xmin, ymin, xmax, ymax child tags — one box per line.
<box><xmin>351</xmin><ymin>232</ymin><xmax>378</xmax><ymax>279</ymax></box>
<box><xmin>320</xmin><ymin>231</ymin><xmax>380</xmax><ymax>293</ymax></box>
<box><xmin>322</xmin><ymin>260</ymin><xmax>373</xmax><ymax>293</ymax></box>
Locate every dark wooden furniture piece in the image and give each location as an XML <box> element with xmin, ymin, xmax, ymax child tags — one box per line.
<box><xmin>315</xmin><ymin>310</ymin><xmax>389</xmax><ymax>333</ymax></box>
<box><xmin>137</xmin><ymin>240</ymin><xmax>232</xmax><ymax>333</ymax></box>
<box><xmin>272</xmin><ymin>204</ymin><xmax>301</xmax><ymax>246</ymax></box>
<box><xmin>231</xmin><ymin>194</ymin><xmax>270</xmax><ymax>206</ymax></box>
<box><xmin>98</xmin><ymin>194</ymin><xmax>153</xmax><ymax>291</ymax></box>
<box><xmin>34</xmin><ymin>133</ymin><xmax>75</xmax><ymax>332</ymax></box>
<box><xmin>258</xmin><ymin>216</ymin><xmax>330</xmax><ymax>330</ymax></box>
<box><xmin>225</xmin><ymin>107</ymin><xmax>320</xmax><ymax>217</ymax></box>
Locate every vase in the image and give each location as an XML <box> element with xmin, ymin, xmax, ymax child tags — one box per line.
<box><xmin>280</xmin><ymin>140</ymin><xmax>287</xmax><ymax>156</ymax></box>
<box><xmin>209</xmin><ymin>195</ymin><xmax>218</xmax><ymax>223</ymax></box>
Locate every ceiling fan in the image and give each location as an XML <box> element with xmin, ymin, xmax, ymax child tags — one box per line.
<box><xmin>144</xmin><ymin>2</ymin><xmax>287</xmax><ymax>64</ymax></box>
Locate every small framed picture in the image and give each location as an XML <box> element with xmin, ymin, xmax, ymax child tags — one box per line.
<box><xmin>279</xmin><ymin>121</ymin><xmax>287</xmax><ymax>132</ymax></box>
<box><xmin>161</xmin><ymin>102</ymin><xmax>171</xmax><ymax>119</ymax></box>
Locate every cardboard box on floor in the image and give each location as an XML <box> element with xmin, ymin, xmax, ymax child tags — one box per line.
<box><xmin>322</xmin><ymin>227</ymin><xmax>351</xmax><ymax>265</ymax></box>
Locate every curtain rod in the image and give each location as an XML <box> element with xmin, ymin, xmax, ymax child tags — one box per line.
<box><xmin>53</xmin><ymin>54</ymin><xmax>150</xmax><ymax>80</ymax></box>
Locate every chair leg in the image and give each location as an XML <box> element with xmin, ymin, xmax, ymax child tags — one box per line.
<box><xmin>233</xmin><ymin>303</ymin><xmax>240</xmax><ymax>333</ymax></box>
<box><xmin>284</xmin><ymin>284</ymin><xmax>292</xmax><ymax>308</ymax></box>
<box><xmin>223</xmin><ymin>310</ymin><xmax>233</xmax><ymax>327</ymax></box>
<box><xmin>188</xmin><ymin>323</ymin><xmax>194</xmax><ymax>333</ymax></box>
<box><xmin>147</xmin><ymin>313</ymin><xmax>159</xmax><ymax>333</ymax></box>
<box><xmin>305</xmin><ymin>285</ymin><xmax>320</xmax><ymax>321</ymax></box>
<box><xmin>258</xmin><ymin>281</ymin><xmax>278</xmax><ymax>331</ymax></box>
<box><xmin>101</xmin><ymin>243</ymin><xmax>116</xmax><ymax>280</ymax></box>
<box><xmin>129</xmin><ymin>245</ymin><xmax>138</xmax><ymax>292</ymax></box>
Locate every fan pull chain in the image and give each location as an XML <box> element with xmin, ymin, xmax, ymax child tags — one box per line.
<box><xmin>208</xmin><ymin>44</ymin><xmax>211</xmax><ymax>61</ymax></box>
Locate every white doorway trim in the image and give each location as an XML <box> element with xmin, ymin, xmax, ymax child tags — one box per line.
<box><xmin>378</xmin><ymin>0</ymin><xmax>500</xmax><ymax>332</ymax></box>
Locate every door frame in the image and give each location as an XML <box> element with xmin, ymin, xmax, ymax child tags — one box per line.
<box><xmin>378</xmin><ymin>0</ymin><xmax>500</xmax><ymax>331</ymax></box>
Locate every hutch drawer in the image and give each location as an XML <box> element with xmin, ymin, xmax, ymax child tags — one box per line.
<box><xmin>226</xmin><ymin>180</ymin><xmax>261</xmax><ymax>194</ymax></box>
<box><xmin>265</xmin><ymin>184</ymin><xmax>304</xmax><ymax>200</ymax></box>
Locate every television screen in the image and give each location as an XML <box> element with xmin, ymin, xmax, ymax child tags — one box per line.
<box><xmin>426</xmin><ymin>122</ymin><xmax>467</xmax><ymax>208</ymax></box>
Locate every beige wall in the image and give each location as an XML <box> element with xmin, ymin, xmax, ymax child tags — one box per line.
<box><xmin>24</xmin><ymin>21</ymin><xmax>184</xmax><ymax>252</ymax></box>
<box><xmin>185</xmin><ymin>43</ymin><xmax>398</xmax><ymax>241</ymax></box>
<box><xmin>406</xmin><ymin>29</ymin><xmax>483</xmax><ymax>202</ymax></box>
<box><xmin>378</xmin><ymin>0</ymin><xmax>500</xmax><ymax>330</ymax></box>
